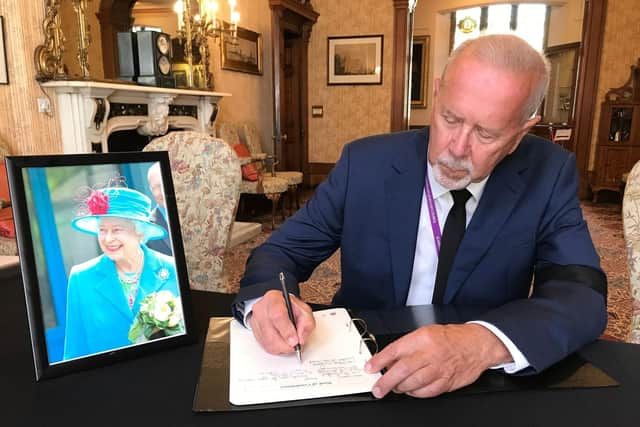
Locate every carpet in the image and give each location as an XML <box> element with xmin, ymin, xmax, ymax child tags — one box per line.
<box><xmin>224</xmin><ymin>200</ymin><xmax>631</xmax><ymax>342</ymax></box>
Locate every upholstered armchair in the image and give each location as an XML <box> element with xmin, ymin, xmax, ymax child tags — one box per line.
<box><xmin>239</xmin><ymin>122</ymin><xmax>304</xmax><ymax>212</ymax></box>
<box><xmin>143</xmin><ymin>131</ymin><xmax>241</xmax><ymax>293</ymax></box>
<box><xmin>0</xmin><ymin>137</ymin><xmax>17</xmax><ymax>256</ymax></box>
<box><xmin>216</xmin><ymin>122</ymin><xmax>288</xmax><ymax>229</ymax></box>
<box><xmin>622</xmin><ymin>160</ymin><xmax>640</xmax><ymax>343</ymax></box>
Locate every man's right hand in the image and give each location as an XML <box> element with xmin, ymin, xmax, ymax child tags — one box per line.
<box><xmin>247</xmin><ymin>289</ymin><xmax>316</xmax><ymax>355</ymax></box>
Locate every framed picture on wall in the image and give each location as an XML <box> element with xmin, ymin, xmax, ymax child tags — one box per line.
<box><xmin>411</xmin><ymin>36</ymin><xmax>430</xmax><ymax>109</ymax></box>
<box><xmin>221</xmin><ymin>23</ymin><xmax>263</xmax><ymax>75</ymax></box>
<box><xmin>0</xmin><ymin>16</ymin><xmax>8</xmax><ymax>84</ymax></box>
<box><xmin>6</xmin><ymin>151</ymin><xmax>194</xmax><ymax>380</ymax></box>
<box><xmin>328</xmin><ymin>35</ymin><xmax>383</xmax><ymax>85</ymax></box>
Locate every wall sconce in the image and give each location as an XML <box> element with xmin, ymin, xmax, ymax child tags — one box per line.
<box><xmin>173</xmin><ymin>0</ymin><xmax>240</xmax><ymax>89</ymax></box>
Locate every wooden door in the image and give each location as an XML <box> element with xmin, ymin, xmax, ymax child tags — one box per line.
<box><xmin>281</xmin><ymin>33</ymin><xmax>304</xmax><ymax>172</ymax></box>
<box><xmin>270</xmin><ymin>1</ymin><xmax>317</xmax><ymax>183</ymax></box>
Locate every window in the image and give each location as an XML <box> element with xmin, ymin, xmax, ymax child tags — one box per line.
<box><xmin>451</xmin><ymin>3</ymin><xmax>548</xmax><ymax>51</ymax></box>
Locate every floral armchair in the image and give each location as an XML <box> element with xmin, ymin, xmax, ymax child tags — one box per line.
<box><xmin>143</xmin><ymin>131</ymin><xmax>241</xmax><ymax>293</ymax></box>
<box><xmin>622</xmin><ymin>160</ymin><xmax>640</xmax><ymax>343</ymax></box>
<box><xmin>216</xmin><ymin>122</ymin><xmax>288</xmax><ymax>229</ymax></box>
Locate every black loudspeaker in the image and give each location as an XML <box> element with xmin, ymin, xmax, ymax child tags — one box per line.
<box><xmin>116</xmin><ymin>32</ymin><xmax>136</xmax><ymax>80</ymax></box>
<box><xmin>135</xmin><ymin>31</ymin><xmax>175</xmax><ymax>88</ymax></box>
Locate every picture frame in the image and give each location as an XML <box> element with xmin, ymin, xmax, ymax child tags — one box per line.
<box><xmin>327</xmin><ymin>35</ymin><xmax>383</xmax><ymax>85</ymax></box>
<box><xmin>220</xmin><ymin>23</ymin><xmax>263</xmax><ymax>75</ymax></box>
<box><xmin>0</xmin><ymin>16</ymin><xmax>8</xmax><ymax>85</ymax></box>
<box><xmin>6</xmin><ymin>151</ymin><xmax>194</xmax><ymax>380</ymax></box>
<box><xmin>411</xmin><ymin>35</ymin><xmax>430</xmax><ymax>109</ymax></box>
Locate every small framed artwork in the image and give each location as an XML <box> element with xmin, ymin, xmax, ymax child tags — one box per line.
<box><xmin>411</xmin><ymin>35</ymin><xmax>430</xmax><ymax>109</ymax></box>
<box><xmin>221</xmin><ymin>23</ymin><xmax>263</xmax><ymax>75</ymax></box>
<box><xmin>6</xmin><ymin>151</ymin><xmax>194</xmax><ymax>380</ymax></box>
<box><xmin>327</xmin><ymin>35</ymin><xmax>383</xmax><ymax>85</ymax></box>
<box><xmin>0</xmin><ymin>16</ymin><xmax>8</xmax><ymax>84</ymax></box>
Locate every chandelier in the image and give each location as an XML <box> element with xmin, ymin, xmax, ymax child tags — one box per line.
<box><xmin>173</xmin><ymin>0</ymin><xmax>240</xmax><ymax>88</ymax></box>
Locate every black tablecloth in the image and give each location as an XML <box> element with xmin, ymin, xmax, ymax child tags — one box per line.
<box><xmin>2</xmin><ymin>265</ymin><xmax>639</xmax><ymax>426</ymax></box>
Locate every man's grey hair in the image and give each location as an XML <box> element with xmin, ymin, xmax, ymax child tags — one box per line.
<box><xmin>442</xmin><ymin>34</ymin><xmax>550</xmax><ymax>123</ymax></box>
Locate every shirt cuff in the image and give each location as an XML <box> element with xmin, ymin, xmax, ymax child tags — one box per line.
<box><xmin>467</xmin><ymin>320</ymin><xmax>530</xmax><ymax>374</ymax></box>
<box><xmin>241</xmin><ymin>297</ymin><xmax>260</xmax><ymax>330</ymax></box>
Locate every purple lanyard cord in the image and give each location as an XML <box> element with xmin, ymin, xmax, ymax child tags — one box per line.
<box><xmin>424</xmin><ymin>170</ymin><xmax>442</xmax><ymax>254</ymax></box>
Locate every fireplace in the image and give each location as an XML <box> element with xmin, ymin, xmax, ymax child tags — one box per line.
<box><xmin>41</xmin><ymin>80</ymin><xmax>230</xmax><ymax>153</ymax></box>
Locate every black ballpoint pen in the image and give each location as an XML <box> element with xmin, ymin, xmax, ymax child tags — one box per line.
<box><xmin>279</xmin><ymin>272</ymin><xmax>302</xmax><ymax>363</ymax></box>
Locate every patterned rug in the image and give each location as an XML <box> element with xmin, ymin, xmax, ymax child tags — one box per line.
<box><xmin>225</xmin><ymin>198</ymin><xmax>631</xmax><ymax>342</ymax></box>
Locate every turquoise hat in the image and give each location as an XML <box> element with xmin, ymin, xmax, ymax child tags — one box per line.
<box><xmin>71</xmin><ymin>187</ymin><xmax>167</xmax><ymax>241</ymax></box>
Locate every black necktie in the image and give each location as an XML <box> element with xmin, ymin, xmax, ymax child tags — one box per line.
<box><xmin>432</xmin><ymin>189</ymin><xmax>472</xmax><ymax>304</ymax></box>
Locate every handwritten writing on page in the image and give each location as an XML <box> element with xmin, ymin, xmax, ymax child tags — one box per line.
<box><xmin>229</xmin><ymin>308</ymin><xmax>381</xmax><ymax>405</ymax></box>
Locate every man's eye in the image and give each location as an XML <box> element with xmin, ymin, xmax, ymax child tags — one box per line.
<box><xmin>442</xmin><ymin>115</ymin><xmax>458</xmax><ymax>124</ymax></box>
<box><xmin>476</xmin><ymin>129</ymin><xmax>495</xmax><ymax>140</ymax></box>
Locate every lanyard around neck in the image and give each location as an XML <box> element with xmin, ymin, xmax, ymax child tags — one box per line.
<box><xmin>424</xmin><ymin>170</ymin><xmax>442</xmax><ymax>254</ymax></box>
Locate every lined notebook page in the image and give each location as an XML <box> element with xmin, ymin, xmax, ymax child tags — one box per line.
<box><xmin>229</xmin><ymin>308</ymin><xmax>381</xmax><ymax>405</ymax></box>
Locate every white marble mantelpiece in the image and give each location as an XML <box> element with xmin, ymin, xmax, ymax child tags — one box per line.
<box><xmin>41</xmin><ymin>80</ymin><xmax>231</xmax><ymax>153</ymax></box>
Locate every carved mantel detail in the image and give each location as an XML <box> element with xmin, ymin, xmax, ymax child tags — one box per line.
<box><xmin>40</xmin><ymin>80</ymin><xmax>230</xmax><ymax>153</ymax></box>
<box><xmin>137</xmin><ymin>94</ymin><xmax>175</xmax><ymax>136</ymax></box>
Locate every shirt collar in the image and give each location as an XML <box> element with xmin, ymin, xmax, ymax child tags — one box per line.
<box><xmin>426</xmin><ymin>160</ymin><xmax>490</xmax><ymax>202</ymax></box>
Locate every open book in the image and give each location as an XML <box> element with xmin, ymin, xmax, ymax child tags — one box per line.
<box><xmin>229</xmin><ymin>308</ymin><xmax>381</xmax><ymax>406</ymax></box>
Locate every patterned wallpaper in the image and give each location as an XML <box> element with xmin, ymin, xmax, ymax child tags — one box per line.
<box><xmin>307</xmin><ymin>0</ymin><xmax>394</xmax><ymax>164</ymax></box>
<box><xmin>589</xmin><ymin>0</ymin><xmax>640</xmax><ymax>170</ymax></box>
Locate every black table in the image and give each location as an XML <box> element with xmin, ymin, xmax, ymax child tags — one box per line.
<box><xmin>2</xmin><ymin>265</ymin><xmax>639</xmax><ymax>426</ymax></box>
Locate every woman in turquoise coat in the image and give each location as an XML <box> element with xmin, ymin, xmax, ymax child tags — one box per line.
<box><xmin>63</xmin><ymin>186</ymin><xmax>183</xmax><ymax>361</ymax></box>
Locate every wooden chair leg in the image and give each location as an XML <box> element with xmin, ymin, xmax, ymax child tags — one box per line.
<box><xmin>265</xmin><ymin>193</ymin><xmax>281</xmax><ymax>230</ymax></box>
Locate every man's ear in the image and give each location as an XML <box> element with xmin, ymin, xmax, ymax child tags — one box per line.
<box><xmin>433</xmin><ymin>77</ymin><xmax>441</xmax><ymax>99</ymax></box>
<box><xmin>507</xmin><ymin>115</ymin><xmax>542</xmax><ymax>155</ymax></box>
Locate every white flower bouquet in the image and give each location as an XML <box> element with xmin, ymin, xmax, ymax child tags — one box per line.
<box><xmin>128</xmin><ymin>290</ymin><xmax>185</xmax><ymax>343</ymax></box>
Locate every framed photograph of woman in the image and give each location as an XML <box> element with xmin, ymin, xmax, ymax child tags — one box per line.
<box><xmin>6</xmin><ymin>151</ymin><xmax>194</xmax><ymax>380</ymax></box>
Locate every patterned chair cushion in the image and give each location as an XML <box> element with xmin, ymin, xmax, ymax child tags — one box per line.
<box><xmin>622</xmin><ymin>160</ymin><xmax>640</xmax><ymax>343</ymax></box>
<box><xmin>144</xmin><ymin>131</ymin><xmax>241</xmax><ymax>293</ymax></box>
<box><xmin>275</xmin><ymin>171</ymin><xmax>303</xmax><ymax>186</ymax></box>
<box><xmin>240</xmin><ymin>175</ymin><xmax>289</xmax><ymax>194</ymax></box>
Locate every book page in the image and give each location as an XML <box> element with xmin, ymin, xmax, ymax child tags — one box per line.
<box><xmin>229</xmin><ymin>308</ymin><xmax>381</xmax><ymax>405</ymax></box>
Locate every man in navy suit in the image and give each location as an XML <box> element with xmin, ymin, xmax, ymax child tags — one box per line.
<box><xmin>233</xmin><ymin>34</ymin><xmax>607</xmax><ymax>398</ymax></box>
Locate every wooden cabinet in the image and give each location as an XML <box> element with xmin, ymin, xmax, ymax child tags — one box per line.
<box><xmin>591</xmin><ymin>59</ymin><xmax>640</xmax><ymax>201</ymax></box>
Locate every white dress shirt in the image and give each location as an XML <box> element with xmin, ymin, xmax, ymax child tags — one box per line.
<box><xmin>407</xmin><ymin>161</ymin><xmax>529</xmax><ymax>373</ymax></box>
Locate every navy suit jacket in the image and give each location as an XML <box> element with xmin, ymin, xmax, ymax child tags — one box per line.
<box><xmin>147</xmin><ymin>207</ymin><xmax>172</xmax><ymax>256</ymax></box>
<box><xmin>236</xmin><ymin>128</ymin><xmax>607</xmax><ymax>374</ymax></box>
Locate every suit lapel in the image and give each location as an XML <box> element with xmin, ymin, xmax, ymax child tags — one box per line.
<box><xmin>385</xmin><ymin>131</ymin><xmax>428</xmax><ymax>305</ymax></box>
<box><xmin>92</xmin><ymin>256</ymin><xmax>134</xmax><ymax>321</ymax></box>
<box><xmin>443</xmin><ymin>154</ymin><xmax>527</xmax><ymax>302</ymax></box>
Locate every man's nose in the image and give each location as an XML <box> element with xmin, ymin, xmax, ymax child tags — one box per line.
<box><xmin>449</xmin><ymin>127</ymin><xmax>472</xmax><ymax>157</ymax></box>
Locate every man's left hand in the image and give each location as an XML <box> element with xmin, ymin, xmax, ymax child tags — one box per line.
<box><xmin>365</xmin><ymin>323</ymin><xmax>511</xmax><ymax>398</ymax></box>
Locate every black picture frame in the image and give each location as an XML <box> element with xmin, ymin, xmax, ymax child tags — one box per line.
<box><xmin>0</xmin><ymin>16</ymin><xmax>8</xmax><ymax>85</ymax></box>
<box><xmin>327</xmin><ymin>35</ymin><xmax>383</xmax><ymax>85</ymax></box>
<box><xmin>5</xmin><ymin>151</ymin><xmax>194</xmax><ymax>380</ymax></box>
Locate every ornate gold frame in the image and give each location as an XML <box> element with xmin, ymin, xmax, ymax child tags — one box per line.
<box><xmin>34</xmin><ymin>0</ymin><xmax>66</xmax><ymax>81</ymax></box>
<box><xmin>34</xmin><ymin>0</ymin><xmax>92</xmax><ymax>81</ymax></box>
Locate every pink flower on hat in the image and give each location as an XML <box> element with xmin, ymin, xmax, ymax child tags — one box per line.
<box><xmin>87</xmin><ymin>191</ymin><xmax>109</xmax><ymax>215</ymax></box>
